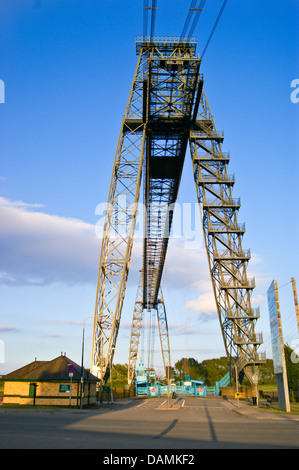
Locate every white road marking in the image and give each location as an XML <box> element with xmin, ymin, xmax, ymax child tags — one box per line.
<box><xmin>137</xmin><ymin>400</ymin><xmax>149</xmax><ymax>407</ymax></box>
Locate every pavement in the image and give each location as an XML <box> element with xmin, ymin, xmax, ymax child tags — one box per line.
<box><xmin>84</xmin><ymin>396</ymin><xmax>299</xmax><ymax>421</ymax></box>
<box><xmin>1</xmin><ymin>396</ymin><xmax>299</xmax><ymax>421</ymax></box>
<box><xmin>222</xmin><ymin>398</ymin><xmax>299</xmax><ymax>421</ymax></box>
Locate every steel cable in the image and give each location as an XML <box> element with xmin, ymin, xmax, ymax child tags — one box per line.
<box><xmin>143</xmin><ymin>0</ymin><xmax>158</xmax><ymax>39</ymax></box>
<box><xmin>181</xmin><ymin>0</ymin><xmax>206</xmax><ymax>39</ymax></box>
<box><xmin>201</xmin><ymin>0</ymin><xmax>228</xmax><ymax>58</ymax></box>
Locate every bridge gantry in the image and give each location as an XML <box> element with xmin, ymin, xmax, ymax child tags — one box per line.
<box><xmin>90</xmin><ymin>36</ymin><xmax>265</xmax><ymax>388</ymax></box>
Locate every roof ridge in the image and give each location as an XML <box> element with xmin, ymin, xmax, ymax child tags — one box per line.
<box><xmin>1</xmin><ymin>355</ymin><xmax>99</xmax><ymax>382</ymax></box>
<box><xmin>1</xmin><ymin>359</ymin><xmax>49</xmax><ymax>380</ymax></box>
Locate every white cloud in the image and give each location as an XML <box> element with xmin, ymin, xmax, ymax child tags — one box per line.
<box><xmin>251</xmin><ymin>294</ymin><xmax>265</xmax><ymax>305</ymax></box>
<box><xmin>0</xmin><ymin>196</ymin><xmax>208</xmax><ymax>288</ymax></box>
<box><xmin>0</xmin><ymin>196</ymin><xmax>44</xmax><ymax>210</ymax></box>
<box><xmin>161</xmin><ymin>238</ymin><xmax>210</xmax><ymax>290</ymax></box>
<box><xmin>0</xmin><ymin>325</ymin><xmax>20</xmax><ymax>332</ymax></box>
<box><xmin>0</xmin><ymin>194</ymin><xmax>268</xmax><ymax>327</ymax></box>
<box><xmin>0</xmin><ymin>196</ymin><xmax>100</xmax><ymax>286</ymax></box>
<box><xmin>184</xmin><ymin>291</ymin><xmax>217</xmax><ymax>317</ymax></box>
<box><xmin>35</xmin><ymin>318</ymin><xmax>87</xmax><ymax>326</ymax></box>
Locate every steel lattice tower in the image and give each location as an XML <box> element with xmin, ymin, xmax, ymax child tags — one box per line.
<box><xmin>91</xmin><ymin>37</ymin><xmax>265</xmax><ymax>387</ymax></box>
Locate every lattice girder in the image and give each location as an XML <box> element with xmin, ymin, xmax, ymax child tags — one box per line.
<box><xmin>128</xmin><ymin>271</ymin><xmax>171</xmax><ymax>385</ymax></box>
<box><xmin>91</xmin><ymin>53</ymin><xmax>147</xmax><ymax>381</ymax></box>
<box><xmin>190</xmin><ymin>88</ymin><xmax>265</xmax><ymax>383</ymax></box>
<box><xmin>91</xmin><ymin>37</ymin><xmax>264</xmax><ymax>386</ymax></box>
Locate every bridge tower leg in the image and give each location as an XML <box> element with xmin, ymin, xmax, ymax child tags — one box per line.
<box><xmin>189</xmin><ymin>88</ymin><xmax>265</xmax><ymax>385</ymax></box>
<box><xmin>90</xmin><ymin>52</ymin><xmax>147</xmax><ymax>381</ymax></box>
<box><xmin>128</xmin><ymin>271</ymin><xmax>171</xmax><ymax>385</ymax></box>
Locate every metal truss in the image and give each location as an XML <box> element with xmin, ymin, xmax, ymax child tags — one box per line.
<box><xmin>189</xmin><ymin>89</ymin><xmax>265</xmax><ymax>384</ymax></box>
<box><xmin>128</xmin><ymin>272</ymin><xmax>171</xmax><ymax>385</ymax></box>
<box><xmin>142</xmin><ymin>37</ymin><xmax>200</xmax><ymax>311</ymax></box>
<box><xmin>90</xmin><ymin>52</ymin><xmax>148</xmax><ymax>380</ymax></box>
<box><xmin>156</xmin><ymin>289</ymin><xmax>171</xmax><ymax>376</ymax></box>
<box><xmin>128</xmin><ymin>272</ymin><xmax>144</xmax><ymax>385</ymax></box>
<box><xmin>91</xmin><ymin>36</ymin><xmax>265</xmax><ymax>386</ymax></box>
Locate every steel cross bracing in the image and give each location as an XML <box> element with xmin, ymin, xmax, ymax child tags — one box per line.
<box><xmin>90</xmin><ymin>52</ymin><xmax>147</xmax><ymax>380</ymax></box>
<box><xmin>91</xmin><ymin>37</ymin><xmax>265</xmax><ymax>386</ymax></box>
<box><xmin>142</xmin><ymin>38</ymin><xmax>200</xmax><ymax>311</ymax></box>
<box><xmin>189</xmin><ymin>89</ymin><xmax>265</xmax><ymax>384</ymax></box>
<box><xmin>128</xmin><ymin>271</ymin><xmax>171</xmax><ymax>385</ymax></box>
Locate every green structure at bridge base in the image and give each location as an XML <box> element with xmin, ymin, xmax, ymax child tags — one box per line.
<box><xmin>134</xmin><ymin>361</ymin><xmax>231</xmax><ymax>398</ymax></box>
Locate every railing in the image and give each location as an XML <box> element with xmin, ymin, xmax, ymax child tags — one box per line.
<box><xmin>135</xmin><ymin>383</ymin><xmax>207</xmax><ymax>397</ymax></box>
<box><xmin>204</xmin><ymin>197</ymin><xmax>240</xmax><ymax>207</ymax></box>
<box><xmin>214</xmin><ymin>249</ymin><xmax>251</xmax><ymax>260</ymax></box>
<box><xmin>198</xmin><ymin>174</ymin><xmax>235</xmax><ymax>184</ymax></box>
<box><xmin>227</xmin><ymin>306</ymin><xmax>260</xmax><ymax>319</ymax></box>
<box><xmin>220</xmin><ymin>277</ymin><xmax>255</xmax><ymax>289</ymax></box>
<box><xmin>255</xmin><ymin>352</ymin><xmax>266</xmax><ymax>362</ymax></box>
<box><xmin>193</xmin><ymin>151</ymin><xmax>230</xmax><ymax>161</ymax></box>
<box><xmin>207</xmin><ymin>222</ymin><xmax>246</xmax><ymax>233</ymax></box>
<box><xmin>216</xmin><ymin>372</ymin><xmax>231</xmax><ymax>391</ymax></box>
<box><xmin>190</xmin><ymin>130</ymin><xmax>224</xmax><ymax>140</ymax></box>
<box><xmin>136</xmin><ymin>35</ymin><xmax>197</xmax><ymax>45</ymax></box>
<box><xmin>234</xmin><ymin>352</ymin><xmax>266</xmax><ymax>381</ymax></box>
<box><xmin>135</xmin><ymin>377</ymin><xmax>234</xmax><ymax>398</ymax></box>
<box><xmin>233</xmin><ymin>332</ymin><xmax>263</xmax><ymax>344</ymax></box>
<box><xmin>206</xmin><ymin>386</ymin><xmax>216</xmax><ymax>396</ymax></box>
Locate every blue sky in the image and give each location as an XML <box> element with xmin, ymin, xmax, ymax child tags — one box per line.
<box><xmin>0</xmin><ymin>0</ymin><xmax>298</xmax><ymax>376</ymax></box>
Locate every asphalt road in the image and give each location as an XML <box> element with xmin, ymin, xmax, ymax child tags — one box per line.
<box><xmin>0</xmin><ymin>396</ymin><xmax>298</xmax><ymax>451</ymax></box>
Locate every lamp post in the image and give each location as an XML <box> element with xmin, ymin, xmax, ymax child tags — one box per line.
<box><xmin>235</xmin><ymin>365</ymin><xmax>239</xmax><ymax>408</ymax></box>
<box><xmin>80</xmin><ymin>316</ymin><xmax>93</xmax><ymax>410</ymax></box>
<box><xmin>110</xmin><ymin>347</ymin><xmax>115</xmax><ymax>404</ymax></box>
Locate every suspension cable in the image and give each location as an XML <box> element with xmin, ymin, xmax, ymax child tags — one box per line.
<box><xmin>181</xmin><ymin>0</ymin><xmax>197</xmax><ymax>38</ymax></box>
<box><xmin>201</xmin><ymin>0</ymin><xmax>228</xmax><ymax>58</ymax></box>
<box><xmin>143</xmin><ymin>0</ymin><xmax>158</xmax><ymax>39</ymax></box>
<box><xmin>181</xmin><ymin>0</ymin><xmax>206</xmax><ymax>39</ymax></box>
<box><xmin>143</xmin><ymin>0</ymin><xmax>149</xmax><ymax>37</ymax></box>
<box><xmin>188</xmin><ymin>0</ymin><xmax>207</xmax><ymax>38</ymax></box>
<box><xmin>151</xmin><ymin>0</ymin><xmax>157</xmax><ymax>39</ymax></box>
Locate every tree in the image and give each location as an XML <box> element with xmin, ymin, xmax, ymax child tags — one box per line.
<box><xmin>197</xmin><ymin>357</ymin><xmax>229</xmax><ymax>386</ymax></box>
<box><xmin>111</xmin><ymin>363</ymin><xmax>128</xmax><ymax>387</ymax></box>
<box><xmin>173</xmin><ymin>357</ymin><xmax>229</xmax><ymax>386</ymax></box>
<box><xmin>173</xmin><ymin>358</ymin><xmax>201</xmax><ymax>382</ymax></box>
<box><xmin>257</xmin><ymin>359</ymin><xmax>275</xmax><ymax>385</ymax></box>
<box><xmin>284</xmin><ymin>344</ymin><xmax>299</xmax><ymax>400</ymax></box>
<box><xmin>173</xmin><ymin>356</ymin><xmax>277</xmax><ymax>387</ymax></box>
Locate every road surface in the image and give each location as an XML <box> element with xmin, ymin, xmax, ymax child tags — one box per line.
<box><xmin>0</xmin><ymin>396</ymin><xmax>298</xmax><ymax>450</ymax></box>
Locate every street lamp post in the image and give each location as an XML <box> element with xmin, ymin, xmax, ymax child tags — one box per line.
<box><xmin>110</xmin><ymin>347</ymin><xmax>115</xmax><ymax>404</ymax></box>
<box><xmin>80</xmin><ymin>316</ymin><xmax>93</xmax><ymax>410</ymax></box>
<box><xmin>235</xmin><ymin>365</ymin><xmax>239</xmax><ymax>408</ymax></box>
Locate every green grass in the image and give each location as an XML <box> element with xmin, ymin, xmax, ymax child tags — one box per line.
<box><xmin>259</xmin><ymin>402</ymin><xmax>299</xmax><ymax>415</ymax></box>
<box><xmin>258</xmin><ymin>384</ymin><xmax>277</xmax><ymax>392</ymax></box>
